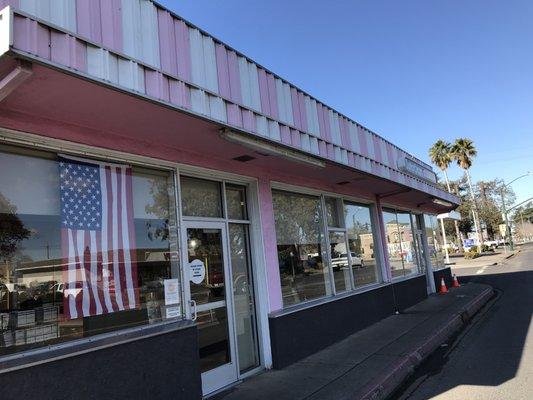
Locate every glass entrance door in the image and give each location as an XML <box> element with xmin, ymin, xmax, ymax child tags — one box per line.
<box><xmin>183</xmin><ymin>221</ymin><xmax>238</xmax><ymax>395</ymax></box>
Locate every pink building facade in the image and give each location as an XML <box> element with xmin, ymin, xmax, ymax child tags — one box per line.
<box><xmin>0</xmin><ymin>2</ymin><xmax>458</xmax><ymax>398</ymax></box>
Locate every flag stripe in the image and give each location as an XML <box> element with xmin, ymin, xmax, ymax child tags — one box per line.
<box><xmin>116</xmin><ymin>167</ymin><xmax>128</xmax><ymax>309</ymax></box>
<box><xmin>61</xmin><ymin>156</ymin><xmax>138</xmax><ymax>320</ymax></box>
<box><xmin>119</xmin><ymin>166</ymin><xmax>135</xmax><ymax>309</ymax></box>
<box><xmin>67</xmin><ymin>229</ymin><xmax>78</xmax><ymax>319</ymax></box>
<box><xmin>89</xmin><ymin>230</ymin><xmax>103</xmax><ymax>315</ymax></box>
<box><xmin>125</xmin><ymin>168</ymin><xmax>140</xmax><ymax>307</ymax></box>
<box><xmin>100</xmin><ymin>164</ymin><xmax>114</xmax><ymax>314</ymax></box>
<box><xmin>107</xmin><ymin>165</ymin><xmax>119</xmax><ymax>312</ymax></box>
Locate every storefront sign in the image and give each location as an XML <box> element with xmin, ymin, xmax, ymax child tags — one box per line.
<box><xmin>189</xmin><ymin>259</ymin><xmax>206</xmax><ymax>284</ymax></box>
<box><xmin>164</xmin><ymin>279</ymin><xmax>181</xmax><ymax>306</ymax></box>
<box><xmin>397</xmin><ymin>157</ymin><xmax>437</xmax><ymax>184</ymax></box>
<box><xmin>165</xmin><ymin>306</ymin><xmax>181</xmax><ymax>319</ymax></box>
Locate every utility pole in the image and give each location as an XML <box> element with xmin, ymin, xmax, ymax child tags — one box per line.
<box><xmin>500</xmin><ymin>187</ymin><xmax>513</xmax><ymax>251</ymax></box>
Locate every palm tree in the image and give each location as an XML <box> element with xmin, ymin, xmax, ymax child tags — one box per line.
<box><xmin>452</xmin><ymin>138</ymin><xmax>482</xmax><ymax>244</ymax></box>
<box><xmin>429</xmin><ymin>140</ymin><xmax>453</xmax><ymax>191</ymax></box>
<box><xmin>429</xmin><ymin>140</ymin><xmax>463</xmax><ymax>251</ymax></box>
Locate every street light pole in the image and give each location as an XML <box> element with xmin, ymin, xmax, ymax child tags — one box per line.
<box><xmin>501</xmin><ymin>172</ymin><xmax>531</xmax><ymax>251</ymax></box>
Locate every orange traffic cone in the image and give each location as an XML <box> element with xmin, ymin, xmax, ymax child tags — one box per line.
<box><xmin>452</xmin><ymin>274</ymin><xmax>460</xmax><ymax>288</ymax></box>
<box><xmin>439</xmin><ymin>277</ymin><xmax>448</xmax><ymax>294</ymax></box>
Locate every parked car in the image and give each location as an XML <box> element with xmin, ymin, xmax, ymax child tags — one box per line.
<box><xmin>331</xmin><ymin>252</ymin><xmax>364</xmax><ymax>271</ymax></box>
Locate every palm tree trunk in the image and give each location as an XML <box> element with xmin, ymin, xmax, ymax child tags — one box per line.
<box><xmin>443</xmin><ymin>169</ymin><xmax>463</xmax><ymax>252</ymax></box>
<box><xmin>465</xmin><ymin>170</ymin><xmax>483</xmax><ymax>245</ymax></box>
<box><xmin>442</xmin><ymin>169</ymin><xmax>452</xmax><ymax>192</ymax></box>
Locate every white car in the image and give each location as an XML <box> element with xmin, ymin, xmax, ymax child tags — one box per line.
<box><xmin>331</xmin><ymin>252</ymin><xmax>364</xmax><ymax>271</ymax></box>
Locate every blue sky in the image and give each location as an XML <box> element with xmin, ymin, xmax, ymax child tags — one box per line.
<box><xmin>160</xmin><ymin>0</ymin><xmax>533</xmax><ymax>205</ymax></box>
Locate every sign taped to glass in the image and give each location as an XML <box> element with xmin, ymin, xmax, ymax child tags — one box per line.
<box><xmin>189</xmin><ymin>259</ymin><xmax>206</xmax><ymax>284</ymax></box>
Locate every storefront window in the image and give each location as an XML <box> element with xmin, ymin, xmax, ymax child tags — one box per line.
<box><xmin>383</xmin><ymin>208</ymin><xmax>423</xmax><ymax>278</ymax></box>
<box><xmin>344</xmin><ymin>203</ymin><xmax>381</xmax><ymax>287</ymax></box>
<box><xmin>226</xmin><ymin>184</ymin><xmax>248</xmax><ymax>220</ymax></box>
<box><xmin>180</xmin><ymin>176</ymin><xmax>223</xmax><ymax>218</ymax></box>
<box><xmin>272</xmin><ymin>190</ymin><xmax>331</xmax><ymax>307</ymax></box>
<box><xmin>396</xmin><ymin>212</ymin><xmax>418</xmax><ymax>275</ymax></box>
<box><xmin>328</xmin><ymin>231</ymin><xmax>350</xmax><ymax>293</ymax></box>
<box><xmin>424</xmin><ymin>214</ymin><xmax>445</xmax><ymax>270</ymax></box>
<box><xmin>0</xmin><ymin>145</ymin><xmax>180</xmax><ymax>356</ymax></box>
<box><xmin>325</xmin><ymin>197</ymin><xmax>341</xmax><ymax>228</ymax></box>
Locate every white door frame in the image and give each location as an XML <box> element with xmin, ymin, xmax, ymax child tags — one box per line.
<box><xmin>181</xmin><ymin>220</ymin><xmax>239</xmax><ymax>395</ymax></box>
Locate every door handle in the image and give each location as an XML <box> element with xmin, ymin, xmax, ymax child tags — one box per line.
<box><xmin>189</xmin><ymin>299</ymin><xmax>197</xmax><ymax>321</ymax></box>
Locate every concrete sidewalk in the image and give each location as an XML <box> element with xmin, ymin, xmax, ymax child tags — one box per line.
<box><xmin>214</xmin><ymin>283</ymin><xmax>493</xmax><ymax>400</ymax></box>
<box><xmin>449</xmin><ymin>249</ymin><xmax>518</xmax><ymax>270</ymax></box>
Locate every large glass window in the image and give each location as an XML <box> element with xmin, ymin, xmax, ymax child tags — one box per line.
<box><xmin>180</xmin><ymin>176</ymin><xmax>223</xmax><ymax>218</ymax></box>
<box><xmin>273</xmin><ymin>189</ymin><xmax>384</xmax><ymax>308</ymax></box>
<box><xmin>272</xmin><ymin>190</ymin><xmax>330</xmax><ymax>307</ymax></box>
<box><xmin>344</xmin><ymin>203</ymin><xmax>381</xmax><ymax>287</ymax></box>
<box><xmin>383</xmin><ymin>208</ymin><xmax>423</xmax><ymax>278</ymax></box>
<box><xmin>424</xmin><ymin>214</ymin><xmax>445</xmax><ymax>270</ymax></box>
<box><xmin>0</xmin><ymin>145</ymin><xmax>179</xmax><ymax>356</ymax></box>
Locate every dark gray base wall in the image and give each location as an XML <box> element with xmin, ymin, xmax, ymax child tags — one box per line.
<box><xmin>269</xmin><ymin>275</ymin><xmax>428</xmax><ymax>369</ymax></box>
<box><xmin>1</xmin><ymin>322</ymin><xmax>202</xmax><ymax>400</ymax></box>
<box><xmin>434</xmin><ymin>266</ymin><xmax>453</xmax><ymax>289</ymax></box>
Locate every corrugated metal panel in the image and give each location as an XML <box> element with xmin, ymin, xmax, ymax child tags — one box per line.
<box><xmin>341</xmin><ymin>149</ymin><xmax>348</xmax><ymax>165</ymax></box>
<box><xmin>255</xmin><ymin>115</ymin><xmax>269</xmax><ymax>137</ymax></box>
<box><xmin>297</xmin><ymin>91</ymin><xmax>308</xmax><ymax>132</ymax></box>
<box><xmin>208</xmin><ymin>95</ymin><xmax>226</xmax><ymax>122</ymax></box>
<box><xmin>121</xmin><ymin>0</ymin><xmax>160</xmax><ymax>67</ymax></box>
<box><xmin>13</xmin><ymin>15</ymin><xmax>51</xmax><ymax>59</ymax></box>
<box><xmin>226</xmin><ymin>50</ymin><xmax>241</xmax><ymax>103</ymax></box>
<box><xmin>238</xmin><ymin>56</ymin><xmax>261</xmax><ymax>112</ymax></box>
<box><xmin>282</xmin><ymin>82</ymin><xmax>293</xmax><ymax>125</ymax></box>
<box><xmin>190</xmin><ymin>88</ymin><xmax>209</xmax><ymax>115</ymax></box>
<box><xmin>50</xmin><ymin>30</ymin><xmax>86</xmax><ymax>71</ymax></box>
<box><xmin>333</xmin><ymin>145</ymin><xmax>342</xmax><ymax>163</ymax></box>
<box><xmin>118</xmin><ymin>58</ymin><xmax>145</xmax><ymax>92</ymax></box>
<box><xmin>309</xmin><ymin>136</ymin><xmax>319</xmax><ymax>155</ymax></box>
<box><xmin>157</xmin><ymin>8</ymin><xmax>178</xmax><ymax>76</ymax></box>
<box><xmin>247</xmin><ymin>62</ymin><xmax>261</xmax><ymax>112</ymax></box>
<box><xmin>227</xmin><ymin>103</ymin><xmax>242</xmax><ymax>127</ymax></box>
<box><xmin>348</xmin><ymin>122</ymin><xmax>360</xmax><ymax>153</ymax></box>
<box><xmin>268</xmin><ymin>119</ymin><xmax>281</xmax><ymax>141</ymax></box>
<box><xmin>76</xmin><ymin>0</ymin><xmax>102</xmax><ymax>43</ymax></box>
<box><xmin>329</xmin><ymin>110</ymin><xmax>342</xmax><ymax>145</ymax></box>
<box><xmin>300</xmin><ymin>132</ymin><xmax>311</xmax><ymax>152</ymax></box>
<box><xmin>290</xmin><ymin>87</ymin><xmax>301</xmax><ymax>129</ymax></box>
<box><xmin>215</xmin><ymin>43</ymin><xmax>231</xmax><ymax>98</ymax></box>
<box><xmin>280</xmin><ymin>125</ymin><xmax>291</xmax><ymax>145</ymax></box>
<box><xmin>76</xmin><ymin>0</ymin><xmax>122</xmax><ymax>52</ymax></box>
<box><xmin>7</xmin><ymin>5</ymin><xmax>441</xmax><ymax>188</ymax></box>
<box><xmin>242</xmin><ymin>109</ymin><xmax>255</xmax><ymax>132</ymax></box>
<box><xmin>174</xmin><ymin>19</ymin><xmax>191</xmax><ymax>81</ymax></box>
<box><xmin>145</xmin><ymin>69</ymin><xmax>170</xmax><ymax>102</ymax></box>
<box><xmin>20</xmin><ymin>0</ymin><xmax>77</xmax><ymax>32</ymax></box>
<box><xmin>202</xmin><ymin>35</ymin><xmax>218</xmax><ymax>93</ymax></box>
<box><xmin>305</xmin><ymin>96</ymin><xmax>319</xmax><ymax>137</ymax></box>
<box><xmin>87</xmin><ymin>45</ymin><xmax>119</xmax><ymax>83</ymax></box>
<box><xmin>365</xmin><ymin>130</ymin><xmax>376</xmax><ymax>159</ymax></box>
<box><xmin>257</xmin><ymin>67</ymin><xmax>270</xmax><ymax>115</ymax></box>
<box><xmin>189</xmin><ymin>27</ymin><xmax>205</xmax><ymax>87</ymax></box>
<box><xmin>266</xmin><ymin>72</ymin><xmax>278</xmax><ymax>120</ymax></box>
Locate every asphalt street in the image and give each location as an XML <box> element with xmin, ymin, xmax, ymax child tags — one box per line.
<box><xmin>391</xmin><ymin>243</ymin><xmax>533</xmax><ymax>400</ymax></box>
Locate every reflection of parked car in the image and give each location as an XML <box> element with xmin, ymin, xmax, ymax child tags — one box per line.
<box><xmin>331</xmin><ymin>252</ymin><xmax>363</xmax><ymax>271</ymax></box>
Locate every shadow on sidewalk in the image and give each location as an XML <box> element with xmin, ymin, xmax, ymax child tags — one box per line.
<box><xmin>390</xmin><ymin>269</ymin><xmax>532</xmax><ymax>399</ymax></box>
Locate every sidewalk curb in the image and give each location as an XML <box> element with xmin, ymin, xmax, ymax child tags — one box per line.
<box><xmin>358</xmin><ymin>286</ymin><xmax>494</xmax><ymax>400</ymax></box>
